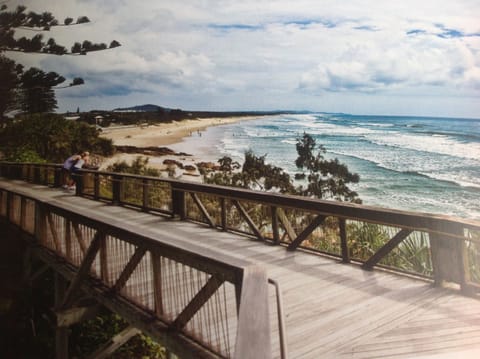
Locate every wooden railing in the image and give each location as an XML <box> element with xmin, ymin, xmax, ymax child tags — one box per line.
<box><xmin>1</xmin><ymin>161</ymin><xmax>480</xmax><ymax>296</ymax></box>
<box><xmin>0</xmin><ymin>180</ymin><xmax>283</xmax><ymax>358</ymax></box>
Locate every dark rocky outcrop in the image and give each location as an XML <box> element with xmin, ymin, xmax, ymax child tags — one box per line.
<box><xmin>114</xmin><ymin>145</ymin><xmax>191</xmax><ymax>157</ymax></box>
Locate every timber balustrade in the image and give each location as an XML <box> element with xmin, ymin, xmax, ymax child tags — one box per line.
<box><xmin>0</xmin><ymin>183</ymin><xmax>282</xmax><ymax>358</ymax></box>
<box><xmin>1</xmin><ymin>161</ymin><xmax>480</xmax><ymax>297</ymax></box>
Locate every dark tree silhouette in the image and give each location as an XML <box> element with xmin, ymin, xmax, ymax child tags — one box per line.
<box><xmin>0</xmin><ymin>4</ymin><xmax>120</xmax><ymax>116</ymax></box>
<box><xmin>0</xmin><ymin>55</ymin><xmax>22</xmax><ymax>121</ymax></box>
<box><xmin>18</xmin><ymin>67</ymin><xmax>65</xmax><ymax>113</ymax></box>
<box><xmin>0</xmin><ymin>5</ymin><xmax>120</xmax><ymax>55</ymax></box>
<box><xmin>295</xmin><ymin>133</ymin><xmax>361</xmax><ymax>202</ymax></box>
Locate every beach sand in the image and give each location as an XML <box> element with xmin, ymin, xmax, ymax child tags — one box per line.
<box><xmin>99</xmin><ymin>115</ymin><xmax>262</xmax><ymax>178</ymax></box>
<box><xmin>101</xmin><ymin>116</ymin><xmax>258</xmax><ymax>147</ymax></box>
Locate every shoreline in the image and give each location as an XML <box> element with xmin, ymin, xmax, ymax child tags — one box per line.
<box><xmin>100</xmin><ymin>115</ymin><xmax>262</xmax><ymax>147</ymax></box>
<box><xmin>99</xmin><ymin>115</ymin><xmax>265</xmax><ymax>178</ymax></box>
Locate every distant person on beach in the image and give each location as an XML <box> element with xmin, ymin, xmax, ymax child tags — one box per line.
<box><xmin>62</xmin><ymin>151</ymin><xmax>90</xmax><ymax>190</ymax></box>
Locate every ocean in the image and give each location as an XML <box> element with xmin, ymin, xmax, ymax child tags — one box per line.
<box><xmin>170</xmin><ymin>113</ymin><xmax>480</xmax><ymax>220</ymax></box>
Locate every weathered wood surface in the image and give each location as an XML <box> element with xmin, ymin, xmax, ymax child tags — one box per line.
<box><xmin>2</xmin><ymin>179</ymin><xmax>480</xmax><ymax>358</ymax></box>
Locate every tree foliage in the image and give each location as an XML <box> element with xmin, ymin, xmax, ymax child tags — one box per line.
<box><xmin>18</xmin><ymin>67</ymin><xmax>65</xmax><ymax>113</ymax></box>
<box><xmin>0</xmin><ymin>4</ymin><xmax>120</xmax><ymax>117</ymax></box>
<box><xmin>106</xmin><ymin>156</ymin><xmax>160</xmax><ymax>177</ymax></box>
<box><xmin>0</xmin><ymin>5</ymin><xmax>120</xmax><ymax>55</ymax></box>
<box><xmin>295</xmin><ymin>133</ymin><xmax>360</xmax><ymax>202</ymax></box>
<box><xmin>205</xmin><ymin>151</ymin><xmax>294</xmax><ymax>193</ymax></box>
<box><xmin>205</xmin><ymin>133</ymin><xmax>361</xmax><ymax>203</ymax></box>
<box><xmin>0</xmin><ymin>55</ymin><xmax>22</xmax><ymax>120</ymax></box>
<box><xmin>0</xmin><ymin>113</ymin><xmax>114</xmax><ymax>162</ymax></box>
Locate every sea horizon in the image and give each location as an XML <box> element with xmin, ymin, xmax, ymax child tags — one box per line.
<box><xmin>169</xmin><ymin>112</ymin><xmax>480</xmax><ymax>220</ymax></box>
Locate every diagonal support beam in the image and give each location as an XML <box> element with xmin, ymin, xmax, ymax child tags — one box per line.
<box><xmin>112</xmin><ymin>245</ymin><xmax>148</xmax><ymax>293</ymax></box>
<box><xmin>47</xmin><ymin>212</ymin><xmax>62</xmax><ymax>251</ymax></box>
<box><xmin>276</xmin><ymin>208</ymin><xmax>297</xmax><ymax>242</ymax></box>
<box><xmin>190</xmin><ymin>192</ymin><xmax>215</xmax><ymax>227</ymax></box>
<box><xmin>287</xmin><ymin>215</ymin><xmax>327</xmax><ymax>251</ymax></box>
<box><xmin>170</xmin><ymin>275</ymin><xmax>224</xmax><ymax>331</ymax></box>
<box><xmin>232</xmin><ymin>200</ymin><xmax>263</xmax><ymax>240</ymax></box>
<box><xmin>55</xmin><ymin>304</ymin><xmax>101</xmax><ymax>327</ymax></box>
<box><xmin>72</xmin><ymin>222</ymin><xmax>88</xmax><ymax>255</ymax></box>
<box><xmin>84</xmin><ymin>325</ymin><xmax>140</xmax><ymax>359</ymax></box>
<box><xmin>60</xmin><ymin>230</ymin><xmax>105</xmax><ymax>309</ymax></box>
<box><xmin>363</xmin><ymin>228</ymin><xmax>413</xmax><ymax>270</ymax></box>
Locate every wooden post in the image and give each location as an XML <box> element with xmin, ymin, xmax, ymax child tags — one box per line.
<box><xmin>94</xmin><ymin>172</ymin><xmax>100</xmax><ymax>200</ymax></box>
<box><xmin>221</xmin><ymin>198</ymin><xmax>227</xmax><ymax>231</ymax></box>
<box><xmin>172</xmin><ymin>188</ymin><xmax>185</xmax><ymax>220</ymax></box>
<box><xmin>271</xmin><ymin>206</ymin><xmax>280</xmax><ymax>244</ymax></box>
<box><xmin>234</xmin><ymin>266</ymin><xmax>271</xmax><ymax>359</ymax></box>
<box><xmin>83</xmin><ymin>172</ymin><xmax>94</xmax><ymax>194</ymax></box>
<box><xmin>339</xmin><ymin>218</ymin><xmax>349</xmax><ymax>263</ymax></box>
<box><xmin>33</xmin><ymin>165</ymin><xmax>41</xmax><ymax>184</ymax></box>
<box><xmin>112</xmin><ymin>174</ymin><xmax>122</xmax><ymax>205</ymax></box>
<box><xmin>54</xmin><ymin>166</ymin><xmax>62</xmax><ymax>187</ymax></box>
<box><xmin>430</xmin><ymin>223</ymin><xmax>467</xmax><ymax>291</ymax></box>
<box><xmin>75</xmin><ymin>172</ymin><xmax>83</xmax><ymax>196</ymax></box>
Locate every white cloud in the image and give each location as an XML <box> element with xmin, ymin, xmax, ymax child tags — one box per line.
<box><xmin>5</xmin><ymin>0</ymin><xmax>480</xmax><ymax>117</ymax></box>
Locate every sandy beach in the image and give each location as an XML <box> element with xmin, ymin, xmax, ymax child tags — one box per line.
<box><xmin>100</xmin><ymin>116</ymin><xmax>259</xmax><ymax>147</ymax></box>
<box><xmin>99</xmin><ymin>115</ymin><xmax>262</xmax><ymax>177</ymax></box>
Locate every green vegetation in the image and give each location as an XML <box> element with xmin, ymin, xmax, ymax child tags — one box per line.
<box><xmin>70</xmin><ymin>312</ymin><xmax>167</xmax><ymax>359</ymax></box>
<box><xmin>107</xmin><ymin>156</ymin><xmax>160</xmax><ymax>177</ymax></box>
<box><xmin>295</xmin><ymin>133</ymin><xmax>360</xmax><ymax>202</ymax></box>
<box><xmin>0</xmin><ymin>4</ymin><xmax>119</xmax><ymax>162</ymax></box>
<box><xmin>0</xmin><ymin>4</ymin><xmax>120</xmax><ymax>120</ymax></box>
<box><xmin>0</xmin><ymin>113</ymin><xmax>114</xmax><ymax>162</ymax></box>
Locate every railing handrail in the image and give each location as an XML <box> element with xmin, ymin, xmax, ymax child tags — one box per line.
<box><xmin>1</xmin><ymin>161</ymin><xmax>478</xmax><ymax>234</ymax></box>
<box><xmin>2</xmin><ymin>161</ymin><xmax>480</xmax><ymax>287</ymax></box>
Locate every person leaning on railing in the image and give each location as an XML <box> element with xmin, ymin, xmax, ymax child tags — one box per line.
<box><xmin>62</xmin><ymin>151</ymin><xmax>91</xmax><ymax>191</ymax></box>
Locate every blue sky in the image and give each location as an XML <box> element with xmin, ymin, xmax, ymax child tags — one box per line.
<box><xmin>8</xmin><ymin>0</ymin><xmax>480</xmax><ymax>118</ymax></box>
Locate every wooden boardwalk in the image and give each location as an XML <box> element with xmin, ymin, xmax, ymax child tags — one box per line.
<box><xmin>3</xmin><ymin>179</ymin><xmax>480</xmax><ymax>358</ymax></box>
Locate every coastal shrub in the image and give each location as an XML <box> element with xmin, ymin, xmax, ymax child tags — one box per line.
<box><xmin>306</xmin><ymin>216</ymin><xmax>342</xmax><ymax>255</ymax></box>
<box><xmin>392</xmin><ymin>232</ymin><xmax>432</xmax><ymax>275</ymax></box>
<box><xmin>106</xmin><ymin>156</ymin><xmax>160</xmax><ymax>177</ymax></box>
<box><xmin>70</xmin><ymin>312</ymin><xmax>167</xmax><ymax>359</ymax></box>
<box><xmin>346</xmin><ymin>222</ymin><xmax>390</xmax><ymax>261</ymax></box>
<box><xmin>295</xmin><ymin>133</ymin><xmax>361</xmax><ymax>203</ymax></box>
<box><xmin>2</xmin><ymin>147</ymin><xmax>46</xmax><ymax>163</ymax></box>
<box><xmin>105</xmin><ymin>157</ymin><xmax>174</xmax><ymax>209</ymax></box>
<box><xmin>0</xmin><ymin>113</ymin><xmax>114</xmax><ymax>162</ymax></box>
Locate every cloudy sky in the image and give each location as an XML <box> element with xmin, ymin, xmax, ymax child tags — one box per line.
<box><xmin>8</xmin><ymin>0</ymin><xmax>480</xmax><ymax>118</ymax></box>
